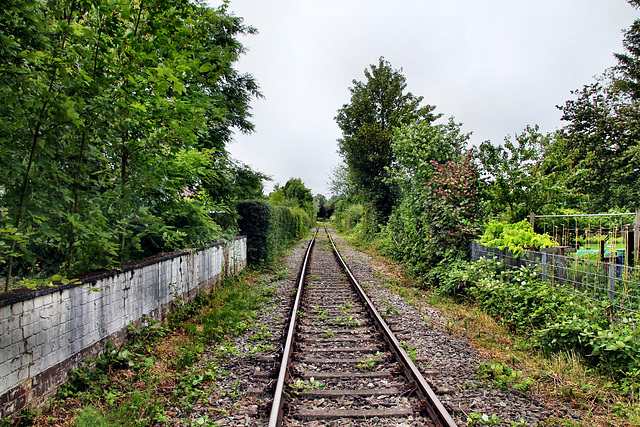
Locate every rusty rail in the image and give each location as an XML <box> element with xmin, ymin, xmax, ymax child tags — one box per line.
<box><xmin>326</xmin><ymin>227</ymin><xmax>457</xmax><ymax>427</ymax></box>
<box><xmin>267</xmin><ymin>229</ymin><xmax>317</xmax><ymax>427</ymax></box>
<box><xmin>268</xmin><ymin>227</ymin><xmax>457</xmax><ymax>426</ymax></box>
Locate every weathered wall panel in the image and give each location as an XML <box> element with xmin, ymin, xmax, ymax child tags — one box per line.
<box><xmin>0</xmin><ymin>237</ymin><xmax>247</xmax><ymax>418</ymax></box>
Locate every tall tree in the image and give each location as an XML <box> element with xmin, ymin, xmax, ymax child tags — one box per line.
<box><xmin>269</xmin><ymin>178</ymin><xmax>315</xmax><ymax>219</ymax></box>
<box><xmin>334</xmin><ymin>57</ymin><xmax>439</xmax><ymax>228</ymax></box>
<box><xmin>479</xmin><ymin>126</ymin><xmax>585</xmax><ymax>221</ymax></box>
<box><xmin>383</xmin><ymin>118</ymin><xmax>481</xmax><ymax>272</ymax></box>
<box><xmin>558</xmin><ymin>2</ymin><xmax>640</xmax><ymax>212</ymax></box>
<box><xmin>0</xmin><ymin>0</ymin><xmax>262</xmax><ymax>287</ymax></box>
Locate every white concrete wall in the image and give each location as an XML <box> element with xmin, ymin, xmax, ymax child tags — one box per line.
<box><xmin>0</xmin><ymin>237</ymin><xmax>246</xmax><ymax>417</ymax></box>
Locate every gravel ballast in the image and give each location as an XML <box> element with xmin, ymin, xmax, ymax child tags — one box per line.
<box><xmin>177</xmin><ymin>230</ymin><xmax>581</xmax><ymax>427</ymax></box>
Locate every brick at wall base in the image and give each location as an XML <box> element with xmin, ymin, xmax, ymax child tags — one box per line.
<box><xmin>0</xmin><ymin>321</ymin><xmax>129</xmax><ymax>419</ymax></box>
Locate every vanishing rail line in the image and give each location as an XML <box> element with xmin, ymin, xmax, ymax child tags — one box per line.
<box><xmin>268</xmin><ymin>227</ymin><xmax>457</xmax><ymax>426</ymax></box>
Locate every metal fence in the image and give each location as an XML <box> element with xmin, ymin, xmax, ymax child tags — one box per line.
<box><xmin>471</xmin><ymin>242</ymin><xmax>640</xmax><ymax>314</ymax></box>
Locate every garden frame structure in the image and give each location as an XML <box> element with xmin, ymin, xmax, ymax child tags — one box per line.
<box><xmin>529</xmin><ymin>210</ymin><xmax>640</xmax><ymax>265</ymax></box>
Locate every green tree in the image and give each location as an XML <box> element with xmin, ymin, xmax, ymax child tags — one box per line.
<box><xmin>557</xmin><ymin>2</ymin><xmax>640</xmax><ymax>212</ymax></box>
<box><xmin>269</xmin><ymin>178</ymin><xmax>315</xmax><ymax>220</ymax></box>
<box><xmin>478</xmin><ymin>125</ymin><xmax>584</xmax><ymax>222</ymax></box>
<box><xmin>0</xmin><ymin>0</ymin><xmax>262</xmax><ymax>288</ymax></box>
<box><xmin>614</xmin><ymin>0</ymin><xmax>640</xmax><ymax>99</ymax></box>
<box><xmin>334</xmin><ymin>57</ymin><xmax>439</xmax><ymax>229</ymax></box>
<box><xmin>328</xmin><ymin>162</ymin><xmax>356</xmax><ymax>200</ymax></box>
<box><xmin>382</xmin><ymin>118</ymin><xmax>479</xmax><ymax>272</ymax></box>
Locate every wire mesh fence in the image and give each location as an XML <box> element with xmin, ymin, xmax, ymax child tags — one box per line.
<box><xmin>471</xmin><ymin>242</ymin><xmax>640</xmax><ymax>314</ymax></box>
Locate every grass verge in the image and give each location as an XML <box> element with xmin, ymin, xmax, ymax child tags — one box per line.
<box><xmin>3</xmin><ymin>259</ymin><xmax>289</xmax><ymax>427</ymax></box>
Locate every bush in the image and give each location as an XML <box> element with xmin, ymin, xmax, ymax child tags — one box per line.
<box><xmin>428</xmin><ymin>257</ymin><xmax>495</xmax><ymax>297</ymax></box>
<box><xmin>467</xmin><ymin>260</ymin><xmax>640</xmax><ymax>380</ymax></box>
<box><xmin>382</xmin><ymin>153</ymin><xmax>483</xmax><ymax>276</ymax></box>
<box><xmin>237</xmin><ymin>200</ymin><xmax>307</xmax><ymax>266</ymax></box>
<box><xmin>237</xmin><ymin>200</ymin><xmax>273</xmax><ymax>265</ymax></box>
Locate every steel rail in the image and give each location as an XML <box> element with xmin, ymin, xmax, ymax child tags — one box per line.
<box><xmin>325</xmin><ymin>227</ymin><xmax>458</xmax><ymax>427</ymax></box>
<box><xmin>267</xmin><ymin>228</ymin><xmax>318</xmax><ymax>427</ymax></box>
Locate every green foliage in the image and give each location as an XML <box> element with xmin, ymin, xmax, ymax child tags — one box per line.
<box><xmin>331</xmin><ymin>200</ymin><xmax>365</xmax><ymax>233</ymax></box>
<box><xmin>335</xmin><ymin>57</ymin><xmax>440</xmax><ymax>228</ymax></box>
<box><xmin>468</xmin><ymin>261</ymin><xmax>640</xmax><ymax>380</ymax></box>
<box><xmin>237</xmin><ymin>200</ymin><xmax>274</xmax><ymax>265</ymax></box>
<box><xmin>356</xmin><ymin>352</ymin><xmax>384</xmax><ymax>370</ymax></box>
<box><xmin>478</xmin><ymin>125</ymin><xmax>585</xmax><ymax>222</ymax></box>
<box><xmin>480</xmin><ymin>220</ymin><xmax>557</xmax><ymax>257</ymax></box>
<box><xmin>428</xmin><ymin>257</ymin><xmax>494</xmax><ymax>297</ymax></box>
<box><xmin>382</xmin><ymin>120</ymin><xmax>482</xmax><ymax>275</ymax></box>
<box><xmin>237</xmin><ymin>200</ymin><xmax>306</xmax><ymax>266</ymax></box>
<box><xmin>533</xmin><ymin>207</ymin><xmax>634</xmax><ymax>232</ymax></box>
<box><xmin>59</xmin><ymin>316</ymin><xmax>163</xmax><ymax>399</ymax></box>
<box><xmin>269</xmin><ymin>178</ymin><xmax>316</xmax><ymax>230</ymax></box>
<box><xmin>0</xmin><ymin>0</ymin><xmax>263</xmax><ymax>287</ymax></box>
<box><xmin>557</xmin><ymin>9</ymin><xmax>640</xmax><ymax>213</ymax></box>
<box><xmin>0</xmin><ymin>208</ymin><xmax>27</xmax><ymax>266</ymax></box>
<box><xmin>477</xmin><ymin>362</ymin><xmax>534</xmax><ymax>392</ymax></box>
<box><xmin>73</xmin><ymin>387</ymin><xmax>168</xmax><ymax>427</ymax></box>
<box><xmin>466</xmin><ymin>412</ymin><xmax>503</xmax><ymax>426</ymax></box>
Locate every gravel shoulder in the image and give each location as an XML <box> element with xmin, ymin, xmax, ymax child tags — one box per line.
<box><xmin>178</xmin><ymin>230</ymin><xmax>584</xmax><ymax>427</ymax></box>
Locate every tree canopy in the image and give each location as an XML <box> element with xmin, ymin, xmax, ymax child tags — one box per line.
<box><xmin>334</xmin><ymin>57</ymin><xmax>439</xmax><ymax>228</ymax></box>
<box><xmin>269</xmin><ymin>178</ymin><xmax>315</xmax><ymax>220</ymax></box>
<box><xmin>556</xmin><ymin>17</ymin><xmax>640</xmax><ymax>212</ymax></box>
<box><xmin>0</xmin><ymin>0</ymin><xmax>263</xmax><ymax>287</ymax></box>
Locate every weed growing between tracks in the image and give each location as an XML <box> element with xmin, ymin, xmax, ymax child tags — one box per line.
<box><xmin>17</xmin><ymin>264</ymin><xmax>288</xmax><ymax>427</ymax></box>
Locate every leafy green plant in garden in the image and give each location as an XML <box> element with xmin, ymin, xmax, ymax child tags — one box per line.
<box><xmin>480</xmin><ymin>220</ymin><xmax>557</xmax><ymax>257</ymax></box>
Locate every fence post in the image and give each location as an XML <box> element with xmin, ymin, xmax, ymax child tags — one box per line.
<box><xmin>557</xmin><ymin>253</ymin><xmax>565</xmax><ymax>285</ymax></box>
<box><xmin>635</xmin><ymin>209</ymin><xmax>640</xmax><ymax>264</ymax></box>
<box><xmin>529</xmin><ymin>212</ymin><xmax>535</xmax><ymax>231</ymax></box>
<box><xmin>541</xmin><ymin>252</ymin><xmax>547</xmax><ymax>282</ymax></box>
<box><xmin>608</xmin><ymin>262</ymin><xmax>615</xmax><ymax>304</ymax></box>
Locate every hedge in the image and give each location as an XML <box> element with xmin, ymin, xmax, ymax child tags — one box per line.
<box><xmin>237</xmin><ymin>200</ymin><xmax>309</xmax><ymax>266</ymax></box>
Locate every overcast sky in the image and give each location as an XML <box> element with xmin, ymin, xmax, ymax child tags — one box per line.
<box><xmin>215</xmin><ymin>0</ymin><xmax>638</xmax><ymax>197</ymax></box>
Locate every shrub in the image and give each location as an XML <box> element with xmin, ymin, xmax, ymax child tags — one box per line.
<box><xmin>237</xmin><ymin>200</ymin><xmax>306</xmax><ymax>266</ymax></box>
<box><xmin>428</xmin><ymin>257</ymin><xmax>496</xmax><ymax>297</ymax></box>
<box><xmin>382</xmin><ymin>152</ymin><xmax>483</xmax><ymax>276</ymax></box>
<box><xmin>468</xmin><ymin>260</ymin><xmax>640</xmax><ymax>379</ymax></box>
<box><xmin>237</xmin><ymin>200</ymin><xmax>274</xmax><ymax>265</ymax></box>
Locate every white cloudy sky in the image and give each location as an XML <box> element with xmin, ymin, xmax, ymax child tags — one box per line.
<box><xmin>215</xmin><ymin>0</ymin><xmax>638</xmax><ymax>197</ymax></box>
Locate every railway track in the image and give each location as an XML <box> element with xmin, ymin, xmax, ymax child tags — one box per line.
<box><xmin>268</xmin><ymin>227</ymin><xmax>457</xmax><ymax>426</ymax></box>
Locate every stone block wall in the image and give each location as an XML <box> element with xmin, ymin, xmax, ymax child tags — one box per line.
<box><xmin>0</xmin><ymin>237</ymin><xmax>247</xmax><ymax>418</ymax></box>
